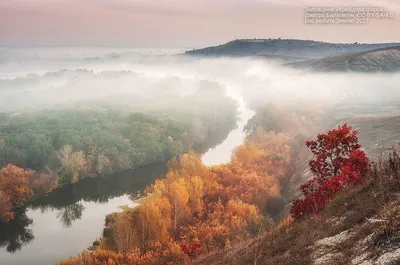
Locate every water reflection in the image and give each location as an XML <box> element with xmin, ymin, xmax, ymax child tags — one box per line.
<box><xmin>0</xmin><ymin>210</ymin><xmax>34</xmax><ymax>253</ymax></box>
<box><xmin>0</xmin><ymin>163</ymin><xmax>165</xmax><ymax>254</ymax></box>
<box><xmin>29</xmin><ymin>163</ymin><xmax>166</xmax><ymax>215</ymax></box>
<box><xmin>0</xmin><ymin>120</ymin><xmax>236</xmax><ymax>263</ymax></box>
<box><xmin>57</xmin><ymin>203</ymin><xmax>85</xmax><ymax>228</ymax></box>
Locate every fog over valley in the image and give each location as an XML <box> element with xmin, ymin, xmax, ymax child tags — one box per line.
<box><xmin>1</xmin><ymin>45</ymin><xmax>400</xmax><ymax>265</ymax></box>
<box><xmin>1</xmin><ymin>47</ymin><xmax>400</xmax><ymax>115</ymax></box>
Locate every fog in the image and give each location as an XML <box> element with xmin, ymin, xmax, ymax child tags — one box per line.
<box><xmin>1</xmin><ymin>46</ymin><xmax>400</xmax><ymax>265</ymax></box>
<box><xmin>1</xmin><ymin>46</ymin><xmax>400</xmax><ymax>119</ymax></box>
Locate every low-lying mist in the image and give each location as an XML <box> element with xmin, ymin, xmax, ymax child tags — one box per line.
<box><xmin>1</xmin><ymin>47</ymin><xmax>400</xmax><ymax>119</ymax></box>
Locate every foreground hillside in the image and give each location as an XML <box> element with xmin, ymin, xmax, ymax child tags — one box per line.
<box><xmin>194</xmin><ymin>144</ymin><xmax>400</xmax><ymax>265</ymax></box>
<box><xmin>193</xmin><ymin>114</ymin><xmax>400</xmax><ymax>265</ymax></box>
<box><xmin>286</xmin><ymin>46</ymin><xmax>400</xmax><ymax>72</ymax></box>
<box><xmin>185</xmin><ymin>39</ymin><xmax>400</xmax><ymax>59</ymax></box>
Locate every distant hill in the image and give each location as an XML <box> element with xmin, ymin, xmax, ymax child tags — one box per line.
<box><xmin>286</xmin><ymin>46</ymin><xmax>400</xmax><ymax>72</ymax></box>
<box><xmin>256</xmin><ymin>54</ymin><xmax>308</xmax><ymax>64</ymax></box>
<box><xmin>185</xmin><ymin>39</ymin><xmax>400</xmax><ymax>59</ymax></box>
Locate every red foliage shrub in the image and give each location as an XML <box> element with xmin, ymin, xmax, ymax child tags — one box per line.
<box><xmin>291</xmin><ymin>124</ymin><xmax>370</xmax><ymax>220</ymax></box>
<box><xmin>179</xmin><ymin>242</ymin><xmax>203</xmax><ymax>258</ymax></box>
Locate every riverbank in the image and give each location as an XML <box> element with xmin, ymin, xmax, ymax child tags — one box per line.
<box><xmin>0</xmin><ymin>88</ymin><xmax>238</xmax><ymax>220</ymax></box>
<box><xmin>57</xmin><ymin>101</ymin><xmax>323</xmax><ymax>264</ymax></box>
<box><xmin>0</xmin><ymin>90</ymin><xmax>241</xmax><ymax>265</ymax></box>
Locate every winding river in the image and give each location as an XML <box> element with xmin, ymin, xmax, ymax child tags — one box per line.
<box><xmin>0</xmin><ymin>89</ymin><xmax>254</xmax><ymax>265</ymax></box>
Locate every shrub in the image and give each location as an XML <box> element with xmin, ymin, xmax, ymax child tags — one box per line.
<box><xmin>291</xmin><ymin>124</ymin><xmax>369</xmax><ymax>220</ymax></box>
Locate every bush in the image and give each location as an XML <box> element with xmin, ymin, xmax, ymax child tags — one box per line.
<box><xmin>291</xmin><ymin>124</ymin><xmax>370</xmax><ymax>220</ymax></box>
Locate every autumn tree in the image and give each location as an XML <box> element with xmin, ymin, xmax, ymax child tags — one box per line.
<box><xmin>211</xmin><ymin>164</ymin><xmax>280</xmax><ymax>210</ymax></box>
<box><xmin>291</xmin><ymin>124</ymin><xmax>370</xmax><ymax>220</ymax></box>
<box><xmin>30</xmin><ymin>169</ymin><xmax>59</xmax><ymax>195</ymax></box>
<box><xmin>169</xmin><ymin>151</ymin><xmax>209</xmax><ymax>179</ymax></box>
<box><xmin>249</xmin><ymin>129</ymin><xmax>293</xmax><ymax>184</ymax></box>
<box><xmin>0</xmin><ymin>164</ymin><xmax>34</xmax><ymax>223</ymax></box>
<box><xmin>306</xmin><ymin>123</ymin><xmax>363</xmax><ymax>178</ymax></box>
<box><xmin>109</xmin><ymin>213</ymin><xmax>136</xmax><ymax>253</ymax></box>
<box><xmin>0</xmin><ymin>164</ymin><xmax>34</xmax><ymax>208</ymax></box>
<box><xmin>185</xmin><ymin>198</ymin><xmax>262</xmax><ymax>250</ymax></box>
<box><xmin>168</xmin><ymin>178</ymin><xmax>190</xmax><ymax>231</ymax></box>
<box><xmin>130</xmin><ymin>194</ymin><xmax>172</xmax><ymax>251</ymax></box>
<box><xmin>187</xmin><ymin>176</ymin><xmax>204</xmax><ymax>216</ymax></box>
<box><xmin>57</xmin><ymin>145</ymin><xmax>88</xmax><ymax>184</ymax></box>
<box><xmin>94</xmin><ymin>153</ymin><xmax>111</xmax><ymax>175</ymax></box>
<box><xmin>215</xmin><ymin>136</ymin><xmax>286</xmax><ymax>210</ymax></box>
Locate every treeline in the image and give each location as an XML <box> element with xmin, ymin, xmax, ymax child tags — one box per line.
<box><xmin>0</xmin><ymin>93</ymin><xmax>237</xmax><ymax>223</ymax></box>
<box><xmin>0</xmin><ymin>108</ymin><xmax>233</xmax><ymax>182</ymax></box>
<box><xmin>57</xmin><ymin>104</ymin><xmax>317</xmax><ymax>265</ymax></box>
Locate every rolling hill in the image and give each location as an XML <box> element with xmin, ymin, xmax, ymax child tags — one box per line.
<box><xmin>185</xmin><ymin>39</ymin><xmax>400</xmax><ymax>59</ymax></box>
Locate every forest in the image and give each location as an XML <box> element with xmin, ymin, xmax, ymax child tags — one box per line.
<box><xmin>0</xmin><ymin>86</ymin><xmax>237</xmax><ymax>223</ymax></box>
<box><xmin>57</xmin><ymin>104</ymin><xmax>352</xmax><ymax>265</ymax></box>
<box><xmin>0</xmin><ymin>101</ymin><xmax>373</xmax><ymax>264</ymax></box>
<box><xmin>58</xmin><ymin>129</ymin><xmax>297</xmax><ymax>264</ymax></box>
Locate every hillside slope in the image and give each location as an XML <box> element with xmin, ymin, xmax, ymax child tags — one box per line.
<box><xmin>193</xmin><ymin>142</ymin><xmax>400</xmax><ymax>265</ymax></box>
<box><xmin>192</xmin><ymin>114</ymin><xmax>400</xmax><ymax>265</ymax></box>
<box><xmin>286</xmin><ymin>46</ymin><xmax>400</xmax><ymax>72</ymax></box>
<box><xmin>185</xmin><ymin>39</ymin><xmax>400</xmax><ymax>59</ymax></box>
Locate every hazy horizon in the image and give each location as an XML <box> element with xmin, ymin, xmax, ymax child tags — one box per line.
<box><xmin>2</xmin><ymin>37</ymin><xmax>400</xmax><ymax>49</ymax></box>
<box><xmin>1</xmin><ymin>0</ymin><xmax>400</xmax><ymax>48</ymax></box>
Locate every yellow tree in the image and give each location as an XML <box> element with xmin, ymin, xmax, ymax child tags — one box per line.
<box><xmin>133</xmin><ymin>194</ymin><xmax>172</xmax><ymax>251</ymax></box>
<box><xmin>187</xmin><ymin>176</ymin><xmax>204</xmax><ymax>216</ymax></box>
<box><xmin>109</xmin><ymin>213</ymin><xmax>136</xmax><ymax>254</ymax></box>
<box><xmin>168</xmin><ymin>178</ymin><xmax>190</xmax><ymax>232</ymax></box>
<box><xmin>57</xmin><ymin>145</ymin><xmax>88</xmax><ymax>184</ymax></box>
<box><xmin>231</xmin><ymin>141</ymin><xmax>265</xmax><ymax>172</ymax></box>
<box><xmin>173</xmin><ymin>151</ymin><xmax>208</xmax><ymax>179</ymax></box>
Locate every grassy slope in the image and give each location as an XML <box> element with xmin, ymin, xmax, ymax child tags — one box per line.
<box><xmin>286</xmin><ymin>46</ymin><xmax>400</xmax><ymax>72</ymax></box>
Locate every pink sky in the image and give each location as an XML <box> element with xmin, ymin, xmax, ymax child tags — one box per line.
<box><xmin>0</xmin><ymin>0</ymin><xmax>399</xmax><ymax>47</ymax></box>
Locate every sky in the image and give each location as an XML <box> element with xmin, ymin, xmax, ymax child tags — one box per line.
<box><xmin>0</xmin><ymin>0</ymin><xmax>399</xmax><ymax>47</ymax></box>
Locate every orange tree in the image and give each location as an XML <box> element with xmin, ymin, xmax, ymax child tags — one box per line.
<box><xmin>0</xmin><ymin>164</ymin><xmax>34</xmax><ymax>223</ymax></box>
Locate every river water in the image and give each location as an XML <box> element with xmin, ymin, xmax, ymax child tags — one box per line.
<box><xmin>0</xmin><ymin>86</ymin><xmax>253</xmax><ymax>265</ymax></box>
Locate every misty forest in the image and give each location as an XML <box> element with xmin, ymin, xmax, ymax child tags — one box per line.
<box><xmin>1</xmin><ymin>38</ymin><xmax>400</xmax><ymax>265</ymax></box>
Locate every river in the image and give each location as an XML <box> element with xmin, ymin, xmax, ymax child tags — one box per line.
<box><xmin>0</xmin><ymin>88</ymin><xmax>254</xmax><ymax>265</ymax></box>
